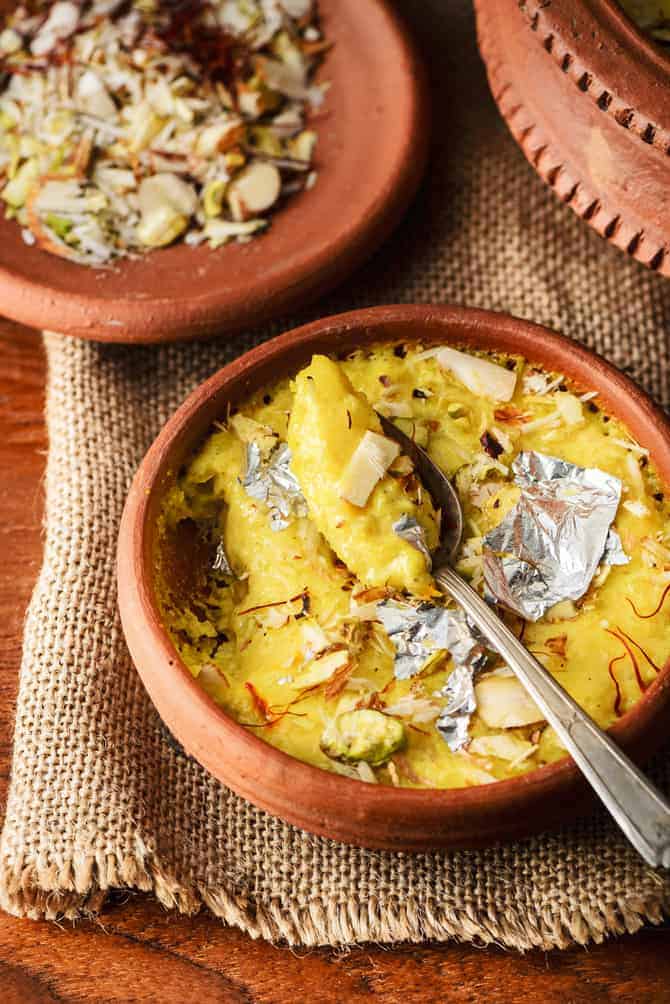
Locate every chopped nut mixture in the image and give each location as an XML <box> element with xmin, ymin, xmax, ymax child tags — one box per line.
<box><xmin>0</xmin><ymin>0</ymin><xmax>328</xmax><ymax>263</ymax></box>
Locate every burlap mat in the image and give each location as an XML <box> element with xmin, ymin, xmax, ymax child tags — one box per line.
<box><xmin>2</xmin><ymin>1</ymin><xmax>670</xmax><ymax>950</ymax></box>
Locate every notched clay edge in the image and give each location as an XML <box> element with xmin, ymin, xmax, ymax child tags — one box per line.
<box><xmin>519</xmin><ymin>0</ymin><xmax>670</xmax><ymax>159</ymax></box>
<box><xmin>477</xmin><ymin>4</ymin><xmax>670</xmax><ymax>275</ymax></box>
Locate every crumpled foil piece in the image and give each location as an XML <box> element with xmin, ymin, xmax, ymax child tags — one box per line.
<box><xmin>483</xmin><ymin>451</ymin><xmax>629</xmax><ymax>622</ymax></box>
<box><xmin>377</xmin><ymin>599</ymin><xmax>487</xmax><ymax>681</ymax></box>
<box><xmin>392</xmin><ymin>514</ymin><xmax>432</xmax><ymax>568</ymax></box>
<box><xmin>434</xmin><ymin>665</ymin><xmax>477</xmax><ymax>752</ymax></box>
<box><xmin>242</xmin><ymin>441</ymin><xmax>308</xmax><ymax>531</ymax></box>
<box><xmin>377</xmin><ymin>599</ymin><xmax>488</xmax><ymax>751</ymax></box>
<box><xmin>212</xmin><ymin>538</ymin><xmax>234</xmax><ymax>576</ymax></box>
<box><xmin>602</xmin><ymin>527</ymin><xmax>629</xmax><ymax>567</ymax></box>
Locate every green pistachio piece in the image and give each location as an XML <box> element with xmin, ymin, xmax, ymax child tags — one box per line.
<box><xmin>247</xmin><ymin>125</ymin><xmax>283</xmax><ymax>158</ymax></box>
<box><xmin>2</xmin><ymin>157</ymin><xmax>39</xmax><ymax>208</ymax></box>
<box><xmin>202</xmin><ymin>179</ymin><xmax>227</xmax><ymax>218</ymax></box>
<box><xmin>0</xmin><ymin>109</ymin><xmax>16</xmax><ymax>132</ymax></box>
<box><xmin>287</xmin><ymin>129</ymin><xmax>317</xmax><ymax>162</ymax></box>
<box><xmin>320</xmin><ymin>709</ymin><xmax>405</xmax><ymax>766</ymax></box>
<box><xmin>45</xmin><ymin>214</ymin><xmax>74</xmax><ymax>240</ymax></box>
<box><xmin>271</xmin><ymin>30</ymin><xmax>305</xmax><ymax>73</ymax></box>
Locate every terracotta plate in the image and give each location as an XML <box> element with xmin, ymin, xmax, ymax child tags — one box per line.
<box><xmin>0</xmin><ymin>1</ymin><xmax>427</xmax><ymax>343</ymax></box>
<box><xmin>117</xmin><ymin>305</ymin><xmax>670</xmax><ymax>850</ymax></box>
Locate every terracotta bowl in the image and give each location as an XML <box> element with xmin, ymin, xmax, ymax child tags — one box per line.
<box><xmin>0</xmin><ymin>0</ymin><xmax>427</xmax><ymax>343</ymax></box>
<box><xmin>475</xmin><ymin>0</ymin><xmax>670</xmax><ymax>275</ymax></box>
<box><xmin>117</xmin><ymin>304</ymin><xmax>670</xmax><ymax>850</ymax></box>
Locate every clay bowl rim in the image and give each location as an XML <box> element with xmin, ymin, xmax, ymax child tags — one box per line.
<box><xmin>0</xmin><ymin>0</ymin><xmax>428</xmax><ymax>344</ymax></box>
<box><xmin>117</xmin><ymin>303</ymin><xmax>670</xmax><ymax>850</ymax></box>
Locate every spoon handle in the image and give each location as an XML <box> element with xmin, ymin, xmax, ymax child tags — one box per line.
<box><xmin>435</xmin><ymin>564</ymin><xmax>670</xmax><ymax>869</ymax></box>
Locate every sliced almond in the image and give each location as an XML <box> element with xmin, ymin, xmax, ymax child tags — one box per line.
<box><xmin>294</xmin><ymin>648</ymin><xmax>349</xmax><ymax>689</ymax></box>
<box><xmin>622</xmin><ymin>499</ymin><xmax>649</xmax><ymax>518</ymax></box>
<box><xmin>554</xmin><ymin>392</ymin><xmax>583</xmax><ymax>426</ymax></box>
<box><xmin>227</xmin><ymin>161</ymin><xmax>281</xmax><ymax>221</ymax></box>
<box><xmin>280</xmin><ymin>1</ymin><xmax>313</xmax><ymax>21</ymax></box>
<box><xmin>136</xmin><ymin>174</ymin><xmax>197</xmax><ymax>248</ymax></box>
<box><xmin>0</xmin><ymin>28</ymin><xmax>22</xmax><ymax>54</ymax></box>
<box><xmin>468</xmin><ymin>733</ymin><xmax>535</xmax><ymax>762</ymax></box>
<box><xmin>30</xmin><ymin>1</ymin><xmax>79</xmax><ymax>56</ymax></box>
<box><xmin>474</xmin><ymin>674</ymin><xmax>543</xmax><ymax>729</ymax></box>
<box><xmin>195</xmin><ymin>118</ymin><xmax>244</xmax><ymax>158</ymax></box>
<box><xmin>229</xmin><ymin>413</ymin><xmax>277</xmax><ymax>455</ymax></box>
<box><xmin>436</xmin><ymin>347</ymin><xmax>517</xmax><ymax>402</ymax></box>
<box><xmin>136</xmin><ymin>205</ymin><xmax>189</xmax><ymax>248</ymax></box>
<box><xmin>138</xmin><ymin>173</ymin><xmax>197</xmax><ymax>217</ymax></box>
<box><xmin>32</xmin><ymin>177</ymin><xmax>106</xmax><ymax>215</ymax></box>
<box><xmin>146</xmin><ymin>78</ymin><xmax>175</xmax><ymax>117</ymax></box>
<box><xmin>339</xmin><ymin>430</ymin><xmax>400</xmax><ymax>508</ymax></box>
<box><xmin>204</xmin><ymin>218</ymin><xmax>267</xmax><ymax>249</ymax></box>
<box><xmin>75</xmin><ymin>70</ymin><xmax>117</xmax><ymax>120</ymax></box>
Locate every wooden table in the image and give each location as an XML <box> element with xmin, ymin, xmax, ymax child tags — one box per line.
<box><xmin>1</xmin><ymin>323</ymin><xmax>669</xmax><ymax>1003</ymax></box>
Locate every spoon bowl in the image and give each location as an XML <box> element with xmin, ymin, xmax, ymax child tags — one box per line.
<box><xmin>377</xmin><ymin>411</ymin><xmax>463</xmax><ymax>566</ymax></box>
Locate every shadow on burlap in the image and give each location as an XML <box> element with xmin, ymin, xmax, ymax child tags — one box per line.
<box><xmin>1</xmin><ymin>1</ymin><xmax>669</xmax><ymax>949</ymax></box>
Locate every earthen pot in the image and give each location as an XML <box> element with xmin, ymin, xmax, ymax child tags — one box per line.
<box><xmin>117</xmin><ymin>304</ymin><xmax>670</xmax><ymax>850</ymax></box>
<box><xmin>0</xmin><ymin>0</ymin><xmax>427</xmax><ymax>343</ymax></box>
<box><xmin>475</xmin><ymin>0</ymin><xmax>670</xmax><ymax>275</ymax></box>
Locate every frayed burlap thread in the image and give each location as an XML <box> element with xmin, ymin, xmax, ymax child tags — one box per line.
<box><xmin>2</xmin><ymin>1</ymin><xmax>670</xmax><ymax>949</ymax></box>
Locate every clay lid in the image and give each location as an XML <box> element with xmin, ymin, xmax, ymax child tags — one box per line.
<box><xmin>0</xmin><ymin>0</ymin><xmax>428</xmax><ymax>343</ymax></box>
<box><xmin>477</xmin><ymin>0</ymin><xmax>670</xmax><ymax>273</ymax></box>
<box><xmin>521</xmin><ymin>0</ymin><xmax>670</xmax><ymax>151</ymax></box>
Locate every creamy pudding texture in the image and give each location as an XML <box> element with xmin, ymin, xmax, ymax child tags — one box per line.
<box><xmin>157</xmin><ymin>343</ymin><xmax>670</xmax><ymax>789</ymax></box>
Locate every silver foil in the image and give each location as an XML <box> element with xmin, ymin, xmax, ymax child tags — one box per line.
<box><xmin>602</xmin><ymin>527</ymin><xmax>629</xmax><ymax>567</ymax></box>
<box><xmin>434</xmin><ymin>666</ymin><xmax>477</xmax><ymax>752</ymax></box>
<box><xmin>483</xmin><ymin>451</ymin><xmax>629</xmax><ymax>622</ymax></box>
<box><xmin>377</xmin><ymin>599</ymin><xmax>488</xmax><ymax>751</ymax></box>
<box><xmin>392</xmin><ymin>514</ymin><xmax>432</xmax><ymax>568</ymax></box>
<box><xmin>377</xmin><ymin>599</ymin><xmax>487</xmax><ymax>680</ymax></box>
<box><xmin>212</xmin><ymin>538</ymin><xmax>234</xmax><ymax>576</ymax></box>
<box><xmin>242</xmin><ymin>441</ymin><xmax>308</xmax><ymax>531</ymax></box>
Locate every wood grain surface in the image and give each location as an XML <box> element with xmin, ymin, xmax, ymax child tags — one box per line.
<box><xmin>0</xmin><ymin>324</ymin><xmax>669</xmax><ymax>1003</ymax></box>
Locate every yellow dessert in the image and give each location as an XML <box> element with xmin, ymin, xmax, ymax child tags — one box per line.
<box><xmin>288</xmin><ymin>354</ymin><xmax>439</xmax><ymax>595</ymax></box>
<box><xmin>157</xmin><ymin>342</ymin><xmax>670</xmax><ymax>789</ymax></box>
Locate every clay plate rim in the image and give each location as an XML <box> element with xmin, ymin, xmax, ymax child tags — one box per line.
<box><xmin>117</xmin><ymin>304</ymin><xmax>670</xmax><ymax>850</ymax></box>
<box><xmin>0</xmin><ymin>0</ymin><xmax>428</xmax><ymax>343</ymax></box>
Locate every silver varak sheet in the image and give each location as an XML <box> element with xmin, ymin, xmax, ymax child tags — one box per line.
<box><xmin>392</xmin><ymin>514</ymin><xmax>432</xmax><ymax>567</ymax></box>
<box><xmin>242</xmin><ymin>441</ymin><xmax>308</xmax><ymax>531</ymax></box>
<box><xmin>212</xmin><ymin>538</ymin><xmax>234</xmax><ymax>576</ymax></box>
<box><xmin>434</xmin><ymin>665</ymin><xmax>477</xmax><ymax>752</ymax></box>
<box><xmin>377</xmin><ymin>599</ymin><xmax>487</xmax><ymax>681</ymax></box>
<box><xmin>377</xmin><ymin>599</ymin><xmax>487</xmax><ymax>751</ymax></box>
<box><xmin>483</xmin><ymin>451</ymin><xmax>629</xmax><ymax>622</ymax></box>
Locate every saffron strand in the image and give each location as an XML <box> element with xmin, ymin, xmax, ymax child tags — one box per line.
<box><xmin>626</xmin><ymin>582</ymin><xmax>670</xmax><ymax>620</ymax></box>
<box><xmin>607</xmin><ymin>652</ymin><xmax>627</xmax><ymax>717</ymax></box>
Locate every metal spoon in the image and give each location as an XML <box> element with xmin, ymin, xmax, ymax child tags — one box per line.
<box><xmin>378</xmin><ymin>412</ymin><xmax>670</xmax><ymax>868</ymax></box>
